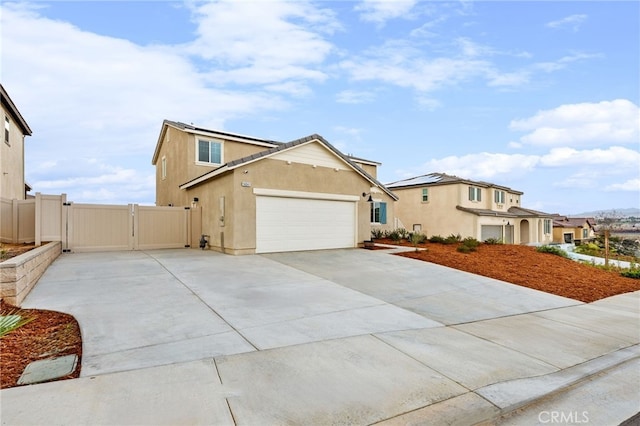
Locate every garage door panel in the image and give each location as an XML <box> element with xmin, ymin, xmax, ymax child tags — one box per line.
<box><xmin>256</xmin><ymin>196</ymin><xmax>356</xmax><ymax>253</ymax></box>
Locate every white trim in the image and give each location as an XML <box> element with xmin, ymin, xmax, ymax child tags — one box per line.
<box><xmin>253</xmin><ymin>188</ymin><xmax>359</xmax><ymax>202</ymax></box>
<box><xmin>186</xmin><ymin>128</ymin><xmax>278</xmax><ymax>148</ymax></box>
<box><xmin>179</xmin><ymin>165</ymin><xmax>229</xmax><ymax>189</ymax></box>
<box><xmin>195</xmin><ymin>137</ymin><xmax>224</xmax><ymax>165</ymax></box>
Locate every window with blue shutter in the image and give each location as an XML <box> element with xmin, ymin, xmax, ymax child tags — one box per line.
<box><xmin>379</xmin><ymin>202</ymin><xmax>387</xmax><ymax>224</ymax></box>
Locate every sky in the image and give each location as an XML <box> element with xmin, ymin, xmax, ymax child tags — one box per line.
<box><xmin>1</xmin><ymin>0</ymin><xmax>638</xmax><ymax>215</ymax></box>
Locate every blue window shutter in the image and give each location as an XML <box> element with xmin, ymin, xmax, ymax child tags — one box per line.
<box><xmin>380</xmin><ymin>202</ymin><xmax>387</xmax><ymax>224</ymax></box>
<box><xmin>478</xmin><ymin>188</ymin><xmax>481</xmax><ymax>202</ymax></box>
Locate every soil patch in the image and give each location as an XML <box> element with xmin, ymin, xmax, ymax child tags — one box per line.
<box><xmin>378</xmin><ymin>239</ymin><xmax>640</xmax><ymax>303</ymax></box>
<box><xmin>0</xmin><ymin>243</ymin><xmax>37</xmax><ymax>262</ymax></box>
<box><xmin>0</xmin><ymin>301</ymin><xmax>82</xmax><ymax>389</ymax></box>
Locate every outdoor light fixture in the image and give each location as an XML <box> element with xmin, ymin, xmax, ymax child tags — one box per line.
<box><xmin>193</xmin><ymin>197</ymin><xmax>199</xmax><ymax>202</ymax></box>
<box><xmin>362</xmin><ymin>192</ymin><xmax>373</xmax><ymax>202</ymax></box>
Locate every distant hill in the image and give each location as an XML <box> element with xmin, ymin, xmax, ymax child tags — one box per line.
<box><xmin>569</xmin><ymin>208</ymin><xmax>640</xmax><ymax>218</ymax></box>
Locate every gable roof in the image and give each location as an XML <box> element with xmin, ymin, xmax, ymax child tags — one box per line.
<box><xmin>552</xmin><ymin>215</ymin><xmax>596</xmax><ymax>228</ymax></box>
<box><xmin>456</xmin><ymin>205</ymin><xmax>555</xmax><ymax>218</ymax></box>
<box><xmin>387</xmin><ymin>172</ymin><xmax>523</xmax><ymax>195</ymax></box>
<box><xmin>0</xmin><ymin>84</ymin><xmax>32</xmax><ymax>136</ymax></box>
<box><xmin>179</xmin><ymin>133</ymin><xmax>399</xmax><ymax>200</ymax></box>
<box><xmin>152</xmin><ymin>119</ymin><xmax>282</xmax><ymax>165</ymax></box>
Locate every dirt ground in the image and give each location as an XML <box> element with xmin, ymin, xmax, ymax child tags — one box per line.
<box><xmin>1</xmin><ymin>240</ymin><xmax>638</xmax><ymax>389</ymax></box>
<box><xmin>0</xmin><ymin>243</ymin><xmax>37</xmax><ymax>261</ymax></box>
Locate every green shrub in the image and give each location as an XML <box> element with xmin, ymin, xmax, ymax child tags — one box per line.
<box><xmin>457</xmin><ymin>245</ymin><xmax>475</xmax><ymax>253</ymax></box>
<box><xmin>396</xmin><ymin>228</ymin><xmax>409</xmax><ymax>240</ymax></box>
<box><xmin>620</xmin><ymin>268</ymin><xmax>640</xmax><ymax>279</ymax></box>
<box><xmin>536</xmin><ymin>245</ymin><xmax>569</xmax><ymax>258</ymax></box>
<box><xmin>461</xmin><ymin>237</ymin><xmax>480</xmax><ymax>249</ymax></box>
<box><xmin>388</xmin><ymin>229</ymin><xmax>401</xmax><ymax>242</ymax></box>
<box><xmin>484</xmin><ymin>238</ymin><xmax>502</xmax><ymax>245</ymax></box>
<box><xmin>371</xmin><ymin>228</ymin><xmax>385</xmax><ymax>240</ymax></box>
<box><xmin>409</xmin><ymin>232</ymin><xmax>427</xmax><ymax>245</ymax></box>
<box><xmin>444</xmin><ymin>234</ymin><xmax>462</xmax><ymax>244</ymax></box>
<box><xmin>429</xmin><ymin>235</ymin><xmax>446</xmax><ymax>244</ymax></box>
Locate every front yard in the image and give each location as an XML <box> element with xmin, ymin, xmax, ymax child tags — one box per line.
<box><xmin>387</xmin><ymin>239</ymin><xmax>640</xmax><ymax>303</ymax></box>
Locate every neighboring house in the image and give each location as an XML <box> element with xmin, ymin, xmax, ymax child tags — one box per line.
<box><xmin>551</xmin><ymin>215</ymin><xmax>597</xmax><ymax>245</ymax></box>
<box><xmin>152</xmin><ymin>120</ymin><xmax>397</xmax><ymax>254</ymax></box>
<box><xmin>387</xmin><ymin>173</ymin><xmax>554</xmax><ymax>245</ymax></box>
<box><xmin>1</xmin><ymin>84</ymin><xmax>32</xmax><ymax>200</ymax></box>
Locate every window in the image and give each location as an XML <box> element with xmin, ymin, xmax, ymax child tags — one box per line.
<box><xmin>161</xmin><ymin>156</ymin><xmax>167</xmax><ymax>180</ymax></box>
<box><xmin>421</xmin><ymin>188</ymin><xmax>428</xmax><ymax>202</ymax></box>
<box><xmin>469</xmin><ymin>186</ymin><xmax>482</xmax><ymax>202</ymax></box>
<box><xmin>544</xmin><ymin>219</ymin><xmax>552</xmax><ymax>234</ymax></box>
<box><xmin>494</xmin><ymin>190</ymin><xmax>505</xmax><ymax>204</ymax></box>
<box><xmin>197</xmin><ymin>139</ymin><xmax>222</xmax><ymax>164</ymax></box>
<box><xmin>4</xmin><ymin>116</ymin><xmax>9</xmax><ymax>145</ymax></box>
<box><xmin>582</xmin><ymin>228</ymin><xmax>588</xmax><ymax>239</ymax></box>
<box><xmin>370</xmin><ymin>201</ymin><xmax>387</xmax><ymax>224</ymax></box>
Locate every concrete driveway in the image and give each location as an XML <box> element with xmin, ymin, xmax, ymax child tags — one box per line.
<box><xmin>4</xmin><ymin>248</ymin><xmax>639</xmax><ymax>425</ymax></box>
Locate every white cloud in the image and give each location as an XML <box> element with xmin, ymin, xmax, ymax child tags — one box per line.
<box><xmin>355</xmin><ymin>0</ymin><xmax>417</xmax><ymax>25</ymax></box>
<box><xmin>546</xmin><ymin>14</ymin><xmax>588</xmax><ymax>32</ymax></box>
<box><xmin>605</xmin><ymin>179</ymin><xmax>640</xmax><ymax>192</ymax></box>
<box><xmin>539</xmin><ymin>146</ymin><xmax>640</xmax><ymax>168</ymax></box>
<box><xmin>187</xmin><ymin>0</ymin><xmax>338</xmax><ymax>87</ymax></box>
<box><xmin>415</xmin><ymin>97</ymin><xmax>442</xmax><ymax>111</ymax></box>
<box><xmin>510</xmin><ymin>99</ymin><xmax>640</xmax><ymax>147</ymax></box>
<box><xmin>534</xmin><ymin>52</ymin><xmax>601</xmax><ymax>73</ymax></box>
<box><xmin>336</xmin><ymin>90</ymin><xmax>376</xmax><ymax>104</ymax></box>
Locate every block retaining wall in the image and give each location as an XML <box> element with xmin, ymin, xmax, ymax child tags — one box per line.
<box><xmin>1</xmin><ymin>241</ymin><xmax>61</xmax><ymax>306</ymax></box>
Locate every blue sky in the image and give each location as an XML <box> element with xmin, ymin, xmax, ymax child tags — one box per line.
<box><xmin>2</xmin><ymin>0</ymin><xmax>638</xmax><ymax>215</ymax></box>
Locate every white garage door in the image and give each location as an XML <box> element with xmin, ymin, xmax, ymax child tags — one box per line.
<box><xmin>256</xmin><ymin>195</ymin><xmax>356</xmax><ymax>253</ymax></box>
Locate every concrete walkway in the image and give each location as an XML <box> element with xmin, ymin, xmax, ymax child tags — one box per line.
<box><xmin>1</xmin><ymin>248</ymin><xmax>638</xmax><ymax>425</ymax></box>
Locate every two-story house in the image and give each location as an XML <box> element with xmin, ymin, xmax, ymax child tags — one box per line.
<box><xmin>551</xmin><ymin>215</ymin><xmax>597</xmax><ymax>245</ymax></box>
<box><xmin>151</xmin><ymin>120</ymin><xmax>397</xmax><ymax>254</ymax></box>
<box><xmin>1</xmin><ymin>84</ymin><xmax>32</xmax><ymax>200</ymax></box>
<box><xmin>387</xmin><ymin>173</ymin><xmax>554</xmax><ymax>245</ymax></box>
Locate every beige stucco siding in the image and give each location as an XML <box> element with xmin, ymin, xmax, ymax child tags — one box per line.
<box><xmin>1</xmin><ymin>111</ymin><xmax>26</xmax><ymax>200</ymax></box>
<box><xmin>155</xmin><ymin>128</ymin><xmax>273</xmax><ymax>207</ymax></box>
<box><xmin>186</xmin><ymin>158</ymin><xmax>394</xmax><ymax>254</ymax></box>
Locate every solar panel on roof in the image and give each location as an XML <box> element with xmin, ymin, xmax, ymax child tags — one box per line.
<box><xmin>387</xmin><ymin>174</ymin><xmax>443</xmax><ymax>187</ymax></box>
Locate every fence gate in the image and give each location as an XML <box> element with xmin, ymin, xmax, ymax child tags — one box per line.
<box><xmin>62</xmin><ymin>203</ymin><xmax>195</xmax><ymax>252</ymax></box>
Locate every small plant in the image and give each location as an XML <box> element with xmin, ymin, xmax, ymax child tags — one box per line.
<box><xmin>461</xmin><ymin>237</ymin><xmax>480</xmax><ymax>249</ymax></box>
<box><xmin>397</xmin><ymin>228</ymin><xmax>409</xmax><ymax>240</ymax></box>
<box><xmin>371</xmin><ymin>228</ymin><xmax>384</xmax><ymax>240</ymax></box>
<box><xmin>457</xmin><ymin>245</ymin><xmax>475</xmax><ymax>253</ymax></box>
<box><xmin>444</xmin><ymin>234</ymin><xmax>462</xmax><ymax>244</ymax></box>
<box><xmin>428</xmin><ymin>235</ymin><xmax>446</xmax><ymax>244</ymax></box>
<box><xmin>0</xmin><ymin>308</ymin><xmax>36</xmax><ymax>338</ymax></box>
<box><xmin>536</xmin><ymin>245</ymin><xmax>569</xmax><ymax>258</ymax></box>
<box><xmin>620</xmin><ymin>265</ymin><xmax>640</xmax><ymax>279</ymax></box>
<box><xmin>484</xmin><ymin>238</ymin><xmax>502</xmax><ymax>245</ymax></box>
<box><xmin>409</xmin><ymin>232</ymin><xmax>427</xmax><ymax>251</ymax></box>
<box><xmin>388</xmin><ymin>229</ymin><xmax>401</xmax><ymax>242</ymax></box>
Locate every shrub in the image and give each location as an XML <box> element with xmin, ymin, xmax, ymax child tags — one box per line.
<box><xmin>371</xmin><ymin>228</ymin><xmax>385</xmax><ymax>240</ymax></box>
<box><xmin>444</xmin><ymin>233</ymin><xmax>462</xmax><ymax>244</ymax></box>
<box><xmin>396</xmin><ymin>228</ymin><xmax>409</xmax><ymax>240</ymax></box>
<box><xmin>621</xmin><ymin>266</ymin><xmax>640</xmax><ymax>279</ymax></box>
<box><xmin>536</xmin><ymin>245</ymin><xmax>569</xmax><ymax>258</ymax></box>
<box><xmin>409</xmin><ymin>232</ymin><xmax>427</xmax><ymax>247</ymax></box>
<box><xmin>457</xmin><ymin>245</ymin><xmax>475</xmax><ymax>253</ymax></box>
<box><xmin>428</xmin><ymin>235</ymin><xmax>446</xmax><ymax>244</ymax></box>
<box><xmin>388</xmin><ymin>229</ymin><xmax>401</xmax><ymax>242</ymax></box>
<box><xmin>484</xmin><ymin>238</ymin><xmax>502</xmax><ymax>245</ymax></box>
<box><xmin>461</xmin><ymin>237</ymin><xmax>480</xmax><ymax>249</ymax></box>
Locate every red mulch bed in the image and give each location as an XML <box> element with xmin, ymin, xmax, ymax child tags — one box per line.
<box><xmin>374</xmin><ymin>238</ymin><xmax>640</xmax><ymax>303</ymax></box>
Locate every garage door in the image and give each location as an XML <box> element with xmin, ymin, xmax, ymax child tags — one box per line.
<box><xmin>256</xmin><ymin>195</ymin><xmax>356</xmax><ymax>253</ymax></box>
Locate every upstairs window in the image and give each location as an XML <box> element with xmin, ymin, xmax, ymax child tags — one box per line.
<box><xmin>161</xmin><ymin>156</ymin><xmax>167</xmax><ymax>180</ymax></box>
<box><xmin>371</xmin><ymin>201</ymin><xmax>387</xmax><ymax>224</ymax></box>
<box><xmin>544</xmin><ymin>219</ymin><xmax>552</xmax><ymax>234</ymax></box>
<box><xmin>469</xmin><ymin>186</ymin><xmax>482</xmax><ymax>202</ymax></box>
<box><xmin>4</xmin><ymin>116</ymin><xmax>9</xmax><ymax>145</ymax></box>
<box><xmin>197</xmin><ymin>139</ymin><xmax>222</xmax><ymax>165</ymax></box>
<box><xmin>494</xmin><ymin>190</ymin><xmax>505</xmax><ymax>204</ymax></box>
<box><xmin>421</xmin><ymin>188</ymin><xmax>429</xmax><ymax>202</ymax></box>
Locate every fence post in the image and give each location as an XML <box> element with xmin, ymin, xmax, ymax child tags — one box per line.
<box><xmin>130</xmin><ymin>204</ymin><xmax>137</xmax><ymax>250</ymax></box>
<box><xmin>35</xmin><ymin>192</ymin><xmax>42</xmax><ymax>247</ymax></box>
<box><xmin>11</xmin><ymin>199</ymin><xmax>18</xmax><ymax>243</ymax></box>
